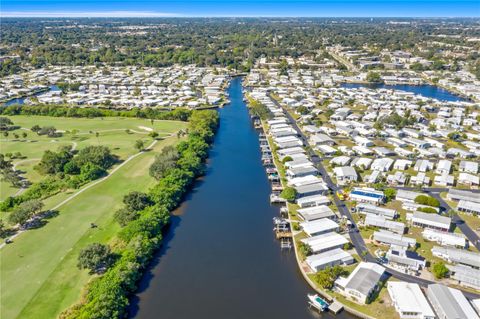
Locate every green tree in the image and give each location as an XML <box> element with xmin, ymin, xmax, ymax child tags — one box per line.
<box><xmin>414</xmin><ymin>195</ymin><xmax>440</xmax><ymax>207</ymax></box>
<box><xmin>366</xmin><ymin>71</ymin><xmax>383</xmax><ymax>83</ymax></box>
<box><xmin>123</xmin><ymin>191</ymin><xmax>151</xmax><ymax>212</ymax></box>
<box><xmin>384</xmin><ymin>188</ymin><xmax>397</xmax><ymax>202</ymax></box>
<box><xmin>77</xmin><ymin>243</ymin><xmax>115</xmax><ymax>274</ymax></box>
<box><xmin>113</xmin><ymin>208</ymin><xmax>139</xmax><ymax>227</ymax></box>
<box><xmin>8</xmin><ymin>199</ymin><xmax>44</xmax><ymax>225</ymax></box>
<box><xmin>280</xmin><ymin>187</ymin><xmax>297</xmax><ymax>202</ymax></box>
<box><xmin>432</xmin><ymin>262</ymin><xmax>449</xmax><ymax>279</ymax></box>
<box><xmin>134</xmin><ymin>139</ymin><xmax>145</xmax><ymax>152</ymax></box>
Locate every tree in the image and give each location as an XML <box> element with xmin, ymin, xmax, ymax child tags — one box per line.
<box><xmin>35</xmin><ymin>148</ymin><xmax>72</xmax><ymax>175</ymax></box>
<box><xmin>80</xmin><ymin>163</ymin><xmax>106</xmax><ymax>181</ymax></box>
<box><xmin>123</xmin><ymin>191</ymin><xmax>151</xmax><ymax>212</ymax></box>
<box><xmin>384</xmin><ymin>188</ymin><xmax>397</xmax><ymax>202</ymax></box>
<box><xmin>77</xmin><ymin>243</ymin><xmax>115</xmax><ymax>274</ymax></box>
<box><xmin>280</xmin><ymin>187</ymin><xmax>297</xmax><ymax>202</ymax></box>
<box><xmin>366</xmin><ymin>71</ymin><xmax>383</xmax><ymax>83</ymax></box>
<box><xmin>8</xmin><ymin>199</ymin><xmax>44</xmax><ymax>225</ymax></box>
<box><xmin>149</xmin><ymin>145</ymin><xmax>179</xmax><ymax>180</ymax></box>
<box><xmin>314</xmin><ymin>265</ymin><xmax>347</xmax><ymax>290</ymax></box>
<box><xmin>414</xmin><ymin>195</ymin><xmax>440</xmax><ymax>207</ymax></box>
<box><xmin>134</xmin><ymin>139</ymin><xmax>145</xmax><ymax>152</ymax></box>
<box><xmin>22</xmin><ymin>132</ymin><xmax>27</xmax><ymax>139</ymax></box>
<box><xmin>114</xmin><ymin>208</ymin><xmax>139</xmax><ymax>227</ymax></box>
<box><xmin>31</xmin><ymin>125</ymin><xmax>41</xmax><ymax>133</ymax></box>
<box><xmin>282</xmin><ymin>156</ymin><xmax>293</xmax><ymax>163</ymax></box>
<box><xmin>3</xmin><ymin>131</ymin><xmax>8</xmax><ymax>140</ymax></box>
<box><xmin>149</xmin><ymin>131</ymin><xmax>159</xmax><ymax>140</ymax></box>
<box><xmin>432</xmin><ymin>262</ymin><xmax>449</xmax><ymax>279</ymax></box>
<box><xmin>75</xmin><ymin>145</ymin><xmax>116</xmax><ymax>169</ymax></box>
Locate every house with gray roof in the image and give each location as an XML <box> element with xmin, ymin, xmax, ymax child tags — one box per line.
<box><xmin>427</xmin><ymin>284</ymin><xmax>480</xmax><ymax>319</ymax></box>
<box><xmin>334</xmin><ymin>262</ymin><xmax>386</xmax><ymax>304</ymax></box>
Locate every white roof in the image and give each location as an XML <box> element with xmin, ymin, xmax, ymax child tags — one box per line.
<box><xmin>388</xmin><ymin>282</ymin><xmax>435</xmax><ymax>318</ymax></box>
<box><xmin>301</xmin><ymin>232</ymin><xmax>348</xmax><ymax>253</ymax></box>
<box><xmin>300</xmin><ymin>218</ymin><xmax>339</xmax><ymax>236</ymax></box>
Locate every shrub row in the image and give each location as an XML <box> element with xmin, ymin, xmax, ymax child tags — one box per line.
<box><xmin>61</xmin><ymin>110</ymin><xmax>219</xmax><ymax>319</ymax></box>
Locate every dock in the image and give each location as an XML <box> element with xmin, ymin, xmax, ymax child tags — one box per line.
<box><xmin>328</xmin><ymin>301</ymin><xmax>344</xmax><ymax>314</ymax></box>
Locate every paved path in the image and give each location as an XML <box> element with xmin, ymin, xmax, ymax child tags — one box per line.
<box><xmin>269</xmin><ymin>94</ymin><xmax>480</xmax><ymax>299</ymax></box>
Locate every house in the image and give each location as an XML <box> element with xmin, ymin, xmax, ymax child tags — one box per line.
<box><xmin>446</xmin><ymin>189</ymin><xmax>480</xmax><ymax>203</ymax></box>
<box><xmin>433</xmin><ymin>174</ymin><xmax>455</xmax><ymax>187</ymax></box>
<box><xmin>432</xmin><ymin>246</ymin><xmax>480</xmax><ymax>269</ymax></box>
<box><xmin>354</xmin><ymin>136</ymin><xmax>374</xmax><ymax>147</ymax></box>
<box><xmin>334</xmin><ymin>262</ymin><xmax>386</xmax><ymax>304</ymax></box>
<box><xmin>310</xmin><ymin>133</ymin><xmax>335</xmax><ymax>146</ymax></box>
<box><xmin>410</xmin><ymin>173</ymin><xmax>430</xmax><ymax>186</ymax></box>
<box><xmin>297</xmin><ymin>194</ymin><xmax>331</xmax><ymax>208</ymax></box>
<box><xmin>396</xmin><ymin>189</ymin><xmax>419</xmax><ymax>203</ymax></box>
<box><xmin>387</xmin><ymin>171</ymin><xmax>407</xmax><ymax>186</ymax></box>
<box><xmin>457</xmin><ymin>172</ymin><xmax>479</xmax><ymax>186</ymax></box>
<box><xmin>448</xmin><ymin>264</ymin><xmax>480</xmax><ymax>290</ymax></box>
<box><xmin>459</xmin><ymin>160</ymin><xmax>479</xmax><ymax>174</ymax></box>
<box><xmin>457</xmin><ymin>200</ymin><xmax>480</xmax><ymax>215</ymax></box>
<box><xmin>387</xmin><ymin>245</ymin><xmax>426</xmax><ymax>271</ymax></box>
<box><xmin>296</xmin><ymin>182</ymin><xmax>329</xmax><ymax>198</ymax></box>
<box><xmin>365</xmin><ymin>214</ymin><xmax>405</xmax><ymax>234</ymax></box>
<box><xmin>371</xmin><ymin>158</ymin><xmax>394</xmax><ymax>172</ymax></box>
<box><xmin>306</xmin><ymin>248</ymin><xmax>354</xmax><ymax>272</ymax></box>
<box><xmin>301</xmin><ymin>232</ymin><xmax>349</xmax><ymax>254</ymax></box>
<box><xmin>436</xmin><ymin>160</ymin><xmax>452</xmax><ymax>174</ymax></box>
<box><xmin>297</xmin><ymin>205</ymin><xmax>336</xmax><ymax>222</ymax></box>
<box><xmin>301</xmin><ymin>218</ymin><xmax>339</xmax><ymax>237</ymax></box>
<box><xmin>393</xmin><ymin>159</ymin><xmax>412</xmax><ymax>170</ymax></box>
<box><xmin>333</xmin><ymin>166</ymin><xmax>358</xmax><ymax>184</ymax></box>
<box><xmin>286</xmin><ymin>165</ymin><xmax>318</xmax><ymax>178</ymax></box>
<box><xmin>351</xmin><ymin>157</ymin><xmax>372</xmax><ymax>170</ymax></box>
<box><xmin>356</xmin><ymin>203</ymin><xmax>397</xmax><ymax>219</ymax></box>
<box><xmin>350</xmin><ymin>188</ymin><xmax>385</xmax><ymax>205</ymax></box>
<box><xmin>388</xmin><ymin>282</ymin><xmax>435</xmax><ymax>319</ymax></box>
<box><xmin>408</xmin><ymin>212</ymin><xmax>451</xmax><ymax>232</ymax></box>
<box><xmin>373</xmin><ymin>230</ymin><xmax>416</xmax><ymax>248</ymax></box>
<box><xmin>427</xmin><ymin>284</ymin><xmax>480</xmax><ymax>319</ymax></box>
<box><xmin>330</xmin><ymin>156</ymin><xmax>351</xmax><ymax>166</ymax></box>
<box><xmin>414</xmin><ymin>160</ymin><xmax>434</xmax><ymax>172</ymax></box>
<box><xmin>316</xmin><ymin>144</ymin><xmax>338</xmax><ymax>156</ymax></box>
<box><xmin>422</xmin><ymin>228</ymin><xmax>466</xmax><ymax>248</ymax></box>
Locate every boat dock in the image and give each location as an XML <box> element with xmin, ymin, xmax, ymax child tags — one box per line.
<box><xmin>329</xmin><ymin>301</ymin><xmax>344</xmax><ymax>314</ymax></box>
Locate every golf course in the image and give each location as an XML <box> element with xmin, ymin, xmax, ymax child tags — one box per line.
<box><xmin>0</xmin><ymin>115</ymin><xmax>188</xmax><ymax>319</ymax></box>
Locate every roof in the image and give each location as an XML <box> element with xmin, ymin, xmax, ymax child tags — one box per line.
<box><xmin>412</xmin><ymin>211</ymin><xmax>451</xmax><ymax>227</ymax></box>
<box><xmin>302</xmin><ymin>232</ymin><xmax>349</xmax><ymax>253</ymax></box>
<box><xmin>427</xmin><ymin>284</ymin><xmax>480</xmax><ymax>319</ymax></box>
<box><xmin>388</xmin><ymin>282</ymin><xmax>435</xmax><ymax>317</ymax></box>
<box><xmin>458</xmin><ymin>200</ymin><xmax>480</xmax><ymax>213</ymax></box>
<box><xmin>342</xmin><ymin>262</ymin><xmax>385</xmax><ymax>296</ymax></box>
<box><xmin>306</xmin><ymin>248</ymin><xmax>353</xmax><ymax>270</ymax></box>
<box><xmin>351</xmin><ymin>188</ymin><xmax>384</xmax><ymax>199</ymax></box>
<box><xmin>301</xmin><ymin>218</ymin><xmax>339</xmax><ymax>236</ymax></box>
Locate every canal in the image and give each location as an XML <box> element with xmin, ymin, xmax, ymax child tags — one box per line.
<box><xmin>341</xmin><ymin>83</ymin><xmax>468</xmax><ymax>102</ymax></box>
<box><xmin>129</xmin><ymin>77</ymin><xmax>354</xmax><ymax>319</ymax></box>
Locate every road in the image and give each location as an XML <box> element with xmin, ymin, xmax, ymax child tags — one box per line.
<box><xmin>269</xmin><ymin>94</ymin><xmax>480</xmax><ymax>299</ymax></box>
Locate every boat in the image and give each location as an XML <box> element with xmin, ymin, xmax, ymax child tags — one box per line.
<box><xmin>307</xmin><ymin>294</ymin><xmax>329</xmax><ymax>312</ymax></box>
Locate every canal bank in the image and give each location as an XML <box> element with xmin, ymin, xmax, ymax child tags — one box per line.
<box><xmin>129</xmin><ymin>77</ymin><xmax>355</xmax><ymax>319</ymax></box>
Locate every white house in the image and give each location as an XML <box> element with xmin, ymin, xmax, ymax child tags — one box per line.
<box><xmin>388</xmin><ymin>282</ymin><xmax>435</xmax><ymax>319</ymax></box>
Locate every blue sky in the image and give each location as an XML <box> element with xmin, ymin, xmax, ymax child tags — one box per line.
<box><xmin>1</xmin><ymin>0</ymin><xmax>479</xmax><ymax>17</ymax></box>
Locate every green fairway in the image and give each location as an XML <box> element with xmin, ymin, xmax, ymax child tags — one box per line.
<box><xmin>0</xmin><ymin>135</ymin><xmax>182</xmax><ymax>319</ymax></box>
<box><xmin>0</xmin><ymin>116</ymin><xmax>186</xmax><ymax>200</ymax></box>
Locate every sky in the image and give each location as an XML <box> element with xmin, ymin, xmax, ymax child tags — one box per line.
<box><xmin>1</xmin><ymin>0</ymin><xmax>479</xmax><ymax>18</ymax></box>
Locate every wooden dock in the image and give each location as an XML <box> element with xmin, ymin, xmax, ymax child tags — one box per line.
<box><xmin>275</xmin><ymin>231</ymin><xmax>292</xmax><ymax>239</ymax></box>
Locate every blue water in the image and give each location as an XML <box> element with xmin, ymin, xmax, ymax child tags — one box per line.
<box><xmin>129</xmin><ymin>77</ymin><xmax>354</xmax><ymax>319</ymax></box>
<box><xmin>341</xmin><ymin>83</ymin><xmax>468</xmax><ymax>102</ymax></box>
<box><xmin>3</xmin><ymin>85</ymin><xmax>60</xmax><ymax>106</ymax></box>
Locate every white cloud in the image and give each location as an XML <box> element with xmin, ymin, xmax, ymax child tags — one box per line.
<box><xmin>0</xmin><ymin>11</ymin><xmax>180</xmax><ymax>17</ymax></box>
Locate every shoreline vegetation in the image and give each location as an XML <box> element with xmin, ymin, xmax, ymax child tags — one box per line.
<box><xmin>57</xmin><ymin>109</ymin><xmax>219</xmax><ymax>318</ymax></box>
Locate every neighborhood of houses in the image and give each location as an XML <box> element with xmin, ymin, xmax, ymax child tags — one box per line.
<box><xmin>0</xmin><ymin>65</ymin><xmax>229</xmax><ymax>108</ymax></box>
<box><xmin>246</xmin><ymin>59</ymin><xmax>480</xmax><ymax>318</ymax></box>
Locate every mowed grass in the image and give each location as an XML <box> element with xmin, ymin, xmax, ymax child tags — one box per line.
<box><xmin>0</xmin><ymin>116</ymin><xmax>187</xmax><ymax>200</ymax></box>
<box><xmin>0</xmin><ymin>134</ymin><xmax>182</xmax><ymax>319</ymax></box>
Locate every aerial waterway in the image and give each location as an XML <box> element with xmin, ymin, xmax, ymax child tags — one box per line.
<box><xmin>341</xmin><ymin>83</ymin><xmax>468</xmax><ymax>102</ymax></box>
<box><xmin>129</xmin><ymin>77</ymin><xmax>355</xmax><ymax>319</ymax></box>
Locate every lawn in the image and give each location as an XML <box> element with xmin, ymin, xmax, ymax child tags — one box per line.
<box><xmin>1</xmin><ymin>116</ymin><xmax>187</xmax><ymax>201</ymax></box>
<box><xmin>0</xmin><ymin>134</ymin><xmax>183</xmax><ymax>319</ymax></box>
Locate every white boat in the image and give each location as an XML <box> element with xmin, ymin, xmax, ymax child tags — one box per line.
<box><xmin>307</xmin><ymin>294</ymin><xmax>328</xmax><ymax>312</ymax></box>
